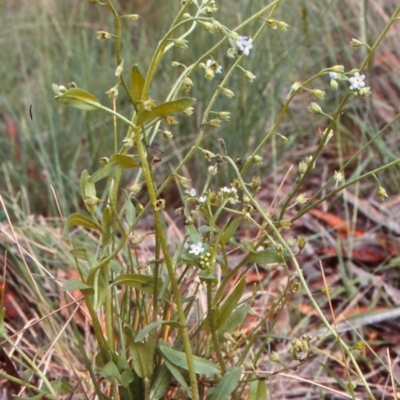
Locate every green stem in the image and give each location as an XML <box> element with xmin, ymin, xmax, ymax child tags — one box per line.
<box><xmin>293</xmin><ymin>158</ymin><xmax>400</xmax><ymax>221</ymax></box>
<box><xmin>133</xmin><ymin>126</ymin><xmax>199</xmax><ymax>399</ymax></box>
<box><xmin>206</xmin><ymin>281</ymin><xmax>227</xmax><ymax>372</ymax></box>
<box><xmin>224</xmin><ymin>156</ymin><xmax>375</xmax><ymax>398</ymax></box>
<box><xmin>279</xmin><ymin>4</ymin><xmax>400</xmax><ymax>219</ymax></box>
<box><xmin>292</xmin><ymin>111</ymin><xmax>400</xmax><ymax>222</ymax></box>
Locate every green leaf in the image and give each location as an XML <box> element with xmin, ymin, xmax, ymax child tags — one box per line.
<box><xmin>70</xmin><ymin>247</ymin><xmax>89</xmax><ymax>261</ymax></box>
<box><xmin>216</xmin><ymin>278</ymin><xmax>246</xmax><ymax>331</ymax></box>
<box><xmin>131</xmin><ymin>64</ymin><xmax>145</xmax><ymax>103</ymax></box>
<box><xmin>123</xmin><ymin>190</ymin><xmax>136</xmax><ymax>226</ymax></box>
<box><xmin>129</xmin><ymin>342</ymin><xmax>153</xmax><ymax>378</ymax></box>
<box><xmin>241</xmin><ymin>239</ymin><xmax>256</xmax><ymax>253</ymax></box>
<box><xmin>51</xmin><ymin>378</ymin><xmax>74</xmax><ymax>395</ymax></box>
<box><xmin>120</xmin><ymin>369</ymin><xmax>134</xmax><ymax>386</ymax></box>
<box><xmin>135</xmin><ymin>321</ymin><xmax>183</xmax><ymax>342</ymax></box>
<box><xmin>164</xmin><ymin>359</ymin><xmax>191</xmax><ymax>396</ymax></box>
<box><xmin>89</xmin><ymin>154</ymin><xmax>140</xmax><ymax>183</ymax></box>
<box><xmin>219</xmin><ymin>304</ymin><xmax>249</xmax><ymax>337</ymax></box>
<box><xmin>247</xmin><ymin>248</ymin><xmax>284</xmax><ymax>265</ymax></box>
<box><xmin>100</xmin><ymin>360</ymin><xmax>122</xmax><ymax>383</ymax></box>
<box><xmin>102</xmin><ymin>207</ymin><xmax>112</xmax><ymax>248</ymax></box>
<box><xmin>55</xmin><ymin>88</ymin><xmax>101</xmax><ymax>110</ymax></box>
<box><xmin>137</xmin><ymin>98</ymin><xmax>195</xmax><ymax>125</ymax></box>
<box><xmin>207</xmin><ymin>367</ymin><xmax>242</xmax><ymax>400</ymax></box>
<box><xmin>81</xmin><ymin>169</ymin><xmax>96</xmax><ymax>198</ymax></box>
<box><xmin>150</xmin><ymin>365</ymin><xmax>172</xmax><ymax>400</ymax></box>
<box><xmin>159</xmin><ymin>345</ymin><xmax>221</xmax><ymax>375</ymax></box>
<box><xmin>111</xmin><ymin>273</ymin><xmax>161</xmax><ymax>295</ymax></box>
<box><xmin>62</xmin><ymin>213</ymin><xmax>102</xmax><ymax>239</ymax></box>
<box><xmin>61</xmin><ymin>278</ymin><xmax>93</xmax><ymax>293</ymax></box>
<box><xmin>186</xmin><ymin>224</ymin><xmax>202</xmax><ymax>245</ymax></box>
<box><xmin>220</xmin><ymin>217</ymin><xmax>242</xmax><ymax>245</ymax></box>
<box><xmin>248</xmin><ymin>379</ymin><xmax>267</xmax><ymax>400</ymax></box>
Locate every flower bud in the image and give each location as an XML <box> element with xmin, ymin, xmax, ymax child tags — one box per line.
<box><xmin>208</xmin><ymin>165</ymin><xmax>218</xmax><ymax>176</ymax></box>
<box><xmin>171</xmin><ymin>38</ymin><xmax>189</xmax><ymax>49</ymax></box>
<box><xmin>330</xmin><ymin>65</ymin><xmax>345</xmax><ymax>73</ymax></box>
<box><xmin>377</xmin><ymin>186</ymin><xmax>388</xmax><ymax>201</ymax></box>
<box><xmin>122</xmin><ymin>138</ymin><xmax>134</xmax><ymax>149</ymax></box>
<box><xmin>143</xmin><ymin>99</ymin><xmax>156</xmax><ymax>111</ymax></box>
<box><xmin>221</xmin><ymin>87</ymin><xmax>235</xmax><ymax>98</ymax></box>
<box><xmin>251</xmin><ymin>176</ymin><xmax>261</xmax><ymax>191</ymax></box>
<box><xmin>244</xmin><ymin>70</ymin><xmax>256</xmax><ymax>82</ymax></box>
<box><xmin>126</xmin><ymin>14</ymin><xmax>139</xmax><ymax>21</ymax></box>
<box><xmin>350</xmin><ymin>38</ymin><xmax>363</xmax><ymax>47</ymax></box>
<box><xmin>208</xmin><ymin>118</ymin><xmax>221</xmax><ymax>127</ymax></box>
<box><xmin>308</xmin><ymin>102</ymin><xmax>323</xmax><ymax>114</ymax></box>
<box><xmin>297</xmin><ymin>236</ymin><xmax>307</xmax><ymax>251</ymax></box>
<box><xmin>165</xmin><ymin>116</ymin><xmax>178</xmax><ymax>125</ymax></box>
<box><xmin>183</xmin><ymin>107</ymin><xmax>194</xmax><ymax>116</ymax></box>
<box><xmin>115</xmin><ymin>59</ymin><xmax>124</xmax><ymax>77</ymax></box>
<box><xmin>312</xmin><ymin>89</ymin><xmax>325</xmax><ymax>100</ymax></box>
<box><xmin>129</xmin><ymin>183</ymin><xmax>142</xmax><ymax>196</ymax></box>
<box><xmin>201</xmin><ymin>22</ymin><xmax>215</xmax><ymax>33</ymax></box>
<box><xmin>182</xmin><ymin>76</ymin><xmax>194</xmax><ymax>93</ymax></box>
<box><xmin>296</xmin><ymin>193</ymin><xmax>308</xmax><ymax>204</ymax></box>
<box><xmin>200</xmin><ymin>148</ymin><xmax>216</xmax><ymax>161</ymax></box>
<box><xmin>330</xmin><ymin>79</ymin><xmax>338</xmax><ymax>90</ymax></box>
<box><xmin>218</xmin><ymin>112</ymin><xmax>230</xmax><ymax>121</ymax></box>
<box><xmin>162</xmin><ymin>130</ymin><xmax>173</xmax><ymax>139</ymax></box>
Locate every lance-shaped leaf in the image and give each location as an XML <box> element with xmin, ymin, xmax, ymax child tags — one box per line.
<box><xmin>150</xmin><ymin>365</ymin><xmax>172</xmax><ymax>400</ymax></box>
<box><xmin>131</xmin><ymin>64</ymin><xmax>145</xmax><ymax>103</ymax></box>
<box><xmin>216</xmin><ymin>278</ymin><xmax>246</xmax><ymax>331</ymax></box>
<box><xmin>55</xmin><ymin>88</ymin><xmax>101</xmax><ymax>111</ymax></box>
<box><xmin>111</xmin><ymin>273</ymin><xmax>162</xmax><ymax>295</ymax></box>
<box><xmin>137</xmin><ymin>97</ymin><xmax>195</xmax><ymax>125</ymax></box>
<box><xmin>247</xmin><ymin>248</ymin><xmax>286</xmax><ymax>265</ymax></box>
<box><xmin>207</xmin><ymin>367</ymin><xmax>242</xmax><ymax>400</ymax></box>
<box><xmin>220</xmin><ymin>217</ymin><xmax>242</xmax><ymax>245</ymax></box>
<box><xmin>61</xmin><ymin>278</ymin><xmax>93</xmax><ymax>294</ymax></box>
<box><xmin>163</xmin><ymin>359</ymin><xmax>191</xmax><ymax>396</ymax></box>
<box><xmin>62</xmin><ymin>213</ymin><xmax>102</xmax><ymax>239</ymax></box>
<box><xmin>89</xmin><ymin>154</ymin><xmax>141</xmax><ymax>183</ymax></box>
<box><xmin>159</xmin><ymin>346</ymin><xmax>220</xmax><ymax>375</ymax></box>
<box><xmin>248</xmin><ymin>379</ymin><xmax>267</xmax><ymax>400</ymax></box>
<box><xmin>135</xmin><ymin>321</ymin><xmax>183</xmax><ymax>342</ymax></box>
<box><xmin>129</xmin><ymin>342</ymin><xmax>153</xmax><ymax>378</ymax></box>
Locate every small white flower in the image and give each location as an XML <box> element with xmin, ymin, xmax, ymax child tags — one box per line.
<box><xmin>236</xmin><ymin>36</ymin><xmax>253</xmax><ymax>56</ymax></box>
<box><xmin>349</xmin><ymin>72</ymin><xmax>366</xmax><ymax>91</ymax></box>
<box><xmin>189</xmin><ymin>188</ymin><xmax>197</xmax><ymax>197</ymax></box>
<box><xmin>205</xmin><ymin>59</ymin><xmax>222</xmax><ymax>74</ymax></box>
<box><xmin>189</xmin><ymin>242</ymin><xmax>205</xmax><ymax>256</ymax></box>
<box><xmin>329</xmin><ymin>72</ymin><xmax>338</xmax><ymax>80</ymax></box>
<box><xmin>199</xmin><ymin>196</ymin><xmax>207</xmax><ymax>203</ymax></box>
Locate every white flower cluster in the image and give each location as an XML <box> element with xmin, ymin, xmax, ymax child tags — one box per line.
<box><xmin>188</xmin><ymin>188</ymin><xmax>207</xmax><ymax>204</ymax></box>
<box><xmin>188</xmin><ymin>242</ymin><xmax>205</xmax><ymax>256</ymax></box>
<box><xmin>220</xmin><ymin>186</ymin><xmax>239</xmax><ymax>204</ymax></box>
<box><xmin>236</xmin><ymin>36</ymin><xmax>253</xmax><ymax>56</ymax></box>
<box><xmin>221</xmin><ymin>187</ymin><xmax>237</xmax><ymax>194</ymax></box>
<box><xmin>349</xmin><ymin>72</ymin><xmax>365</xmax><ymax>91</ymax></box>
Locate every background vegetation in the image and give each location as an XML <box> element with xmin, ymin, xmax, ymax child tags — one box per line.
<box><xmin>1</xmin><ymin>0</ymin><xmax>400</xmax><ymax>398</ymax></box>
